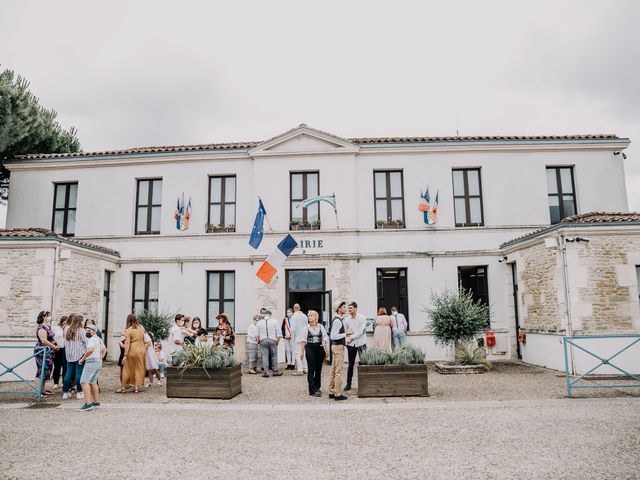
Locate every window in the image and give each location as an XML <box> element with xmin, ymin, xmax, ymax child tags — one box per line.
<box><xmin>374</xmin><ymin>170</ymin><xmax>405</xmax><ymax>228</ymax></box>
<box><xmin>135</xmin><ymin>179</ymin><xmax>162</xmax><ymax>234</ymax></box>
<box><xmin>452</xmin><ymin>169</ymin><xmax>484</xmax><ymax>226</ymax></box>
<box><xmin>52</xmin><ymin>182</ymin><xmax>78</xmax><ymax>236</ymax></box>
<box><xmin>132</xmin><ymin>272</ymin><xmax>159</xmax><ymax>314</ymax></box>
<box><xmin>207</xmin><ymin>271</ymin><xmax>235</xmax><ymax>328</ymax></box>
<box><xmin>547</xmin><ymin>167</ymin><xmax>576</xmax><ymax>224</ymax></box>
<box><xmin>208</xmin><ymin>175</ymin><xmax>236</xmax><ymax>231</ymax></box>
<box><xmin>458</xmin><ymin>266</ymin><xmax>489</xmax><ymax>307</ymax></box>
<box><xmin>290</xmin><ymin>172</ymin><xmax>319</xmax><ymax>229</ymax></box>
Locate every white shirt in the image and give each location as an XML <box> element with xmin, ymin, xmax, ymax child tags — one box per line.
<box><xmin>169</xmin><ymin>324</ymin><xmax>184</xmax><ymax>345</ymax></box>
<box><xmin>330</xmin><ymin>316</ymin><xmax>347</xmax><ymax>341</ymax></box>
<box><xmin>247</xmin><ymin>323</ymin><xmax>259</xmax><ymax>344</ymax></box>
<box><xmin>256</xmin><ymin>317</ymin><xmax>281</xmax><ymax>342</ymax></box>
<box><xmin>86</xmin><ymin>335</ymin><xmax>104</xmax><ymax>361</ymax></box>
<box><xmin>392</xmin><ymin>312</ymin><xmax>408</xmax><ymax>332</ymax></box>
<box><xmin>291</xmin><ymin>311</ymin><xmax>309</xmax><ymax>342</ymax></box>
<box><xmin>345</xmin><ymin>313</ymin><xmax>367</xmax><ymax>348</ymax></box>
<box><xmin>52</xmin><ymin>325</ymin><xmax>65</xmax><ymax>348</ymax></box>
<box><xmin>300</xmin><ymin>324</ymin><xmax>329</xmax><ymax>349</ymax></box>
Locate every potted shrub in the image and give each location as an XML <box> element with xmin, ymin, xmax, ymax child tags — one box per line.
<box><xmin>310</xmin><ymin>219</ymin><xmax>321</xmax><ymax>230</ymax></box>
<box><xmin>166</xmin><ymin>344</ymin><xmax>241</xmax><ymax>399</ymax></box>
<box><xmin>289</xmin><ymin>220</ymin><xmax>300</xmax><ymax>231</ymax></box>
<box><xmin>424</xmin><ymin>288</ymin><xmax>492</xmax><ymax>374</ymax></box>
<box><xmin>357</xmin><ymin>345</ymin><xmax>429</xmax><ymax>397</ymax></box>
<box><xmin>376</xmin><ymin>219</ymin><xmax>406</xmax><ymax>229</ymax></box>
<box><xmin>206</xmin><ymin>223</ymin><xmax>235</xmax><ymax>233</ymax></box>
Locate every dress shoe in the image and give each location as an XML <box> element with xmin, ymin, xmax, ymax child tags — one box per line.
<box><xmin>312</xmin><ymin>391</ymin><xmax>321</xmax><ymax>397</ymax></box>
<box><xmin>273</xmin><ymin>371</ymin><xmax>283</xmax><ymax>376</ymax></box>
<box><xmin>343</xmin><ymin>385</ymin><xmax>352</xmax><ymax>391</ymax></box>
<box><xmin>334</xmin><ymin>395</ymin><xmax>348</xmax><ymax>401</ymax></box>
<box><xmin>328</xmin><ymin>394</ymin><xmax>335</xmax><ymax>399</ymax></box>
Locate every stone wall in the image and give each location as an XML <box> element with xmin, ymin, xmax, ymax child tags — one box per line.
<box><xmin>517</xmin><ymin>242</ymin><xmax>563</xmax><ymax>333</ymax></box>
<box><xmin>571</xmin><ymin>234</ymin><xmax>640</xmax><ymax>333</ymax></box>
<box><xmin>53</xmin><ymin>249</ymin><xmax>116</xmax><ymax>326</ymax></box>
<box><xmin>0</xmin><ymin>247</ymin><xmax>54</xmax><ymax>337</ymax></box>
<box><xmin>0</xmin><ymin>242</ymin><xmax>117</xmax><ymax>337</ymax></box>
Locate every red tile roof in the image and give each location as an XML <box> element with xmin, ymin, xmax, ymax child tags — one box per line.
<box><xmin>0</xmin><ymin>228</ymin><xmax>120</xmax><ymax>257</ymax></box>
<box><xmin>9</xmin><ymin>134</ymin><xmax>623</xmax><ymax>160</ymax></box>
<box><xmin>502</xmin><ymin>212</ymin><xmax>640</xmax><ymax>247</ymax></box>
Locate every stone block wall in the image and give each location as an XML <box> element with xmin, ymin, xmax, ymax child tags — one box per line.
<box><xmin>517</xmin><ymin>242</ymin><xmax>563</xmax><ymax>332</ymax></box>
<box><xmin>0</xmin><ymin>247</ymin><xmax>54</xmax><ymax>337</ymax></box>
<box><xmin>0</xmin><ymin>242</ymin><xmax>117</xmax><ymax>337</ymax></box>
<box><xmin>572</xmin><ymin>234</ymin><xmax>640</xmax><ymax>333</ymax></box>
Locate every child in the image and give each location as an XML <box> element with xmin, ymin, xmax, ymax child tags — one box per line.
<box><xmin>144</xmin><ymin>333</ymin><xmax>160</xmax><ymax>387</ymax></box>
<box><xmin>77</xmin><ymin>324</ymin><xmax>106</xmax><ymax>412</ymax></box>
<box><xmin>155</xmin><ymin>343</ymin><xmax>167</xmax><ymax>379</ymax></box>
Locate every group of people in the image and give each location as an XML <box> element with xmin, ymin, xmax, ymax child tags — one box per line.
<box><xmin>164</xmin><ymin>312</ymin><xmax>235</xmax><ymax>358</ymax></box>
<box><xmin>242</xmin><ymin>302</ymin><xmax>409</xmax><ymax>401</ymax></box>
<box><xmin>33</xmin><ymin>310</ymin><xmax>107</xmax><ymax>412</ymax></box>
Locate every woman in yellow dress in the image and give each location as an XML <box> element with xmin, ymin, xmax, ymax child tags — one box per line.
<box><xmin>118</xmin><ymin>314</ymin><xmax>147</xmax><ymax>393</ymax></box>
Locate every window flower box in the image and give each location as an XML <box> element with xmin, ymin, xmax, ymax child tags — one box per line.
<box><xmin>290</xmin><ymin>221</ymin><xmax>320</xmax><ymax>231</ymax></box>
<box><xmin>375</xmin><ymin>219</ymin><xmax>406</xmax><ymax>229</ymax></box>
<box><xmin>206</xmin><ymin>223</ymin><xmax>236</xmax><ymax>233</ymax></box>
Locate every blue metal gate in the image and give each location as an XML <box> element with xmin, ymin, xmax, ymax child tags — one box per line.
<box><xmin>563</xmin><ymin>335</ymin><xmax>640</xmax><ymax>398</ymax></box>
<box><xmin>0</xmin><ymin>345</ymin><xmax>50</xmax><ymax>402</ymax></box>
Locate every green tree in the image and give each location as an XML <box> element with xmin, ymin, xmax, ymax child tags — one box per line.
<box><xmin>0</xmin><ymin>68</ymin><xmax>81</xmax><ymax>203</ymax></box>
<box><xmin>137</xmin><ymin>309</ymin><xmax>173</xmax><ymax>343</ymax></box>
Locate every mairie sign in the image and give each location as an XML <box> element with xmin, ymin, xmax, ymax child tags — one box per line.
<box><xmin>296</xmin><ymin>239</ymin><xmax>324</xmax><ymax>249</ymax></box>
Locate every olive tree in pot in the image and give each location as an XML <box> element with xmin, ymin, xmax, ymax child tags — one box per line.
<box><xmin>137</xmin><ymin>309</ymin><xmax>173</xmax><ymax>344</ymax></box>
<box><xmin>424</xmin><ymin>288</ymin><xmax>492</xmax><ymax>374</ymax></box>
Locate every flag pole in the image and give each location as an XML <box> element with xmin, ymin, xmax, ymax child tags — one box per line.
<box><xmin>332</xmin><ymin>193</ymin><xmax>340</xmax><ymax>229</ymax></box>
<box><xmin>259</xmin><ymin>196</ymin><xmax>274</xmax><ymax>232</ymax></box>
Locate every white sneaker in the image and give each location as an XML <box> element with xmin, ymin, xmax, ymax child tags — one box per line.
<box><xmin>77</xmin><ymin>392</ymin><xmax>84</xmax><ymax>400</ymax></box>
<box><xmin>157</xmin><ymin>381</ymin><xmax>162</xmax><ymax>386</ymax></box>
<box><xmin>62</xmin><ymin>392</ymin><xmax>70</xmax><ymax>400</ymax></box>
<box><xmin>160</xmin><ymin>373</ymin><xmax>165</xmax><ymax>378</ymax></box>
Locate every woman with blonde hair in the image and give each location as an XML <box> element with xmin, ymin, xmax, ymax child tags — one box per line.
<box><xmin>299</xmin><ymin>310</ymin><xmax>329</xmax><ymax>396</ymax></box>
<box><xmin>117</xmin><ymin>314</ymin><xmax>147</xmax><ymax>393</ymax></box>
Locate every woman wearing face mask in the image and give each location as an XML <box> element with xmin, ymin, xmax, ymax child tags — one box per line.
<box><xmin>34</xmin><ymin>310</ymin><xmax>60</xmax><ymax>397</ymax></box>
<box><xmin>281</xmin><ymin>308</ymin><xmax>295</xmax><ymax>370</ymax></box>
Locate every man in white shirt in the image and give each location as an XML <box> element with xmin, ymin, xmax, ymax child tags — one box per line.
<box><xmin>256</xmin><ymin>310</ymin><xmax>283</xmax><ymax>377</ymax></box>
<box><xmin>391</xmin><ymin>306</ymin><xmax>408</xmax><ymax>349</ymax></box>
<box><xmin>329</xmin><ymin>301</ymin><xmax>348</xmax><ymax>401</ymax></box>
<box><xmin>291</xmin><ymin>304</ymin><xmax>308</xmax><ymax>375</ymax></box>
<box><xmin>344</xmin><ymin>301</ymin><xmax>367</xmax><ymax>391</ymax></box>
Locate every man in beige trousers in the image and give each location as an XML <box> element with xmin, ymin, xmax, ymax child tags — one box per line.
<box><xmin>329</xmin><ymin>301</ymin><xmax>348</xmax><ymax>401</ymax></box>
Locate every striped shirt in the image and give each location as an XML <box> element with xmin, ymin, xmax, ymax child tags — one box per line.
<box><xmin>64</xmin><ymin>328</ymin><xmax>87</xmax><ymax>362</ymax></box>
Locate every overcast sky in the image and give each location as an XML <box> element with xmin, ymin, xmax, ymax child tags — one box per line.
<box><xmin>1</xmin><ymin>0</ymin><xmax>639</xmax><ymax>226</ymax></box>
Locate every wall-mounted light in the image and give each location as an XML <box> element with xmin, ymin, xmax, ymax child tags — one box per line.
<box><xmin>565</xmin><ymin>237</ymin><xmax>589</xmax><ymax>243</ymax></box>
<box><xmin>498</xmin><ymin>256</ymin><xmax>508</xmax><ymax>263</ymax></box>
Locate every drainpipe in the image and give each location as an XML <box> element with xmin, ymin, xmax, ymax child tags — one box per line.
<box><xmin>50</xmin><ymin>243</ymin><xmax>60</xmax><ymax>316</ymax></box>
<box><xmin>559</xmin><ymin>234</ymin><xmax>575</xmax><ymax>375</ymax></box>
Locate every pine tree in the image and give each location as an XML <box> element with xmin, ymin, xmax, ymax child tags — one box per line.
<box><xmin>0</xmin><ymin>68</ymin><xmax>81</xmax><ymax>203</ymax></box>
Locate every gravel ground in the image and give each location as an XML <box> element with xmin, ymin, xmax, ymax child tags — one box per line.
<box><xmin>2</xmin><ymin>362</ymin><xmax>639</xmax><ymax>479</ymax></box>
<box><xmin>1</xmin><ymin>397</ymin><xmax>639</xmax><ymax>479</ymax></box>
<box><xmin>1</xmin><ymin>361</ymin><xmax>638</xmax><ymax>406</ymax></box>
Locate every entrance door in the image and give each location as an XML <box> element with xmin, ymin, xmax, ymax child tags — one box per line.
<box><xmin>376</xmin><ymin>268</ymin><xmax>409</xmax><ymax>327</ymax></box>
<box><xmin>510</xmin><ymin>263</ymin><xmax>522</xmax><ymax>360</ymax></box>
<box><xmin>285</xmin><ymin>269</ymin><xmax>327</xmax><ymax>326</ymax></box>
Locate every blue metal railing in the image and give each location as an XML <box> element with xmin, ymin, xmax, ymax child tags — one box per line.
<box><xmin>0</xmin><ymin>345</ymin><xmax>50</xmax><ymax>402</ymax></box>
<box><xmin>563</xmin><ymin>335</ymin><xmax>640</xmax><ymax>398</ymax></box>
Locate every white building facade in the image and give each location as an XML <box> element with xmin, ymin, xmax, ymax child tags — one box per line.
<box><xmin>2</xmin><ymin>125</ymin><xmax>634</xmax><ymax>365</ymax></box>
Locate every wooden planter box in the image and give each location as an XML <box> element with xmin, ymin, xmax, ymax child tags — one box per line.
<box><xmin>166</xmin><ymin>364</ymin><xmax>241</xmax><ymax>399</ymax></box>
<box><xmin>357</xmin><ymin>364</ymin><xmax>429</xmax><ymax>398</ymax></box>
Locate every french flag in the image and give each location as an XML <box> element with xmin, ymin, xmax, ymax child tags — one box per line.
<box><xmin>256</xmin><ymin>234</ymin><xmax>297</xmax><ymax>284</ymax></box>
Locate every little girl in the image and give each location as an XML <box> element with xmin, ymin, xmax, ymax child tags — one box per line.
<box><xmin>155</xmin><ymin>343</ymin><xmax>167</xmax><ymax>379</ymax></box>
<box><xmin>144</xmin><ymin>333</ymin><xmax>161</xmax><ymax>386</ymax></box>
